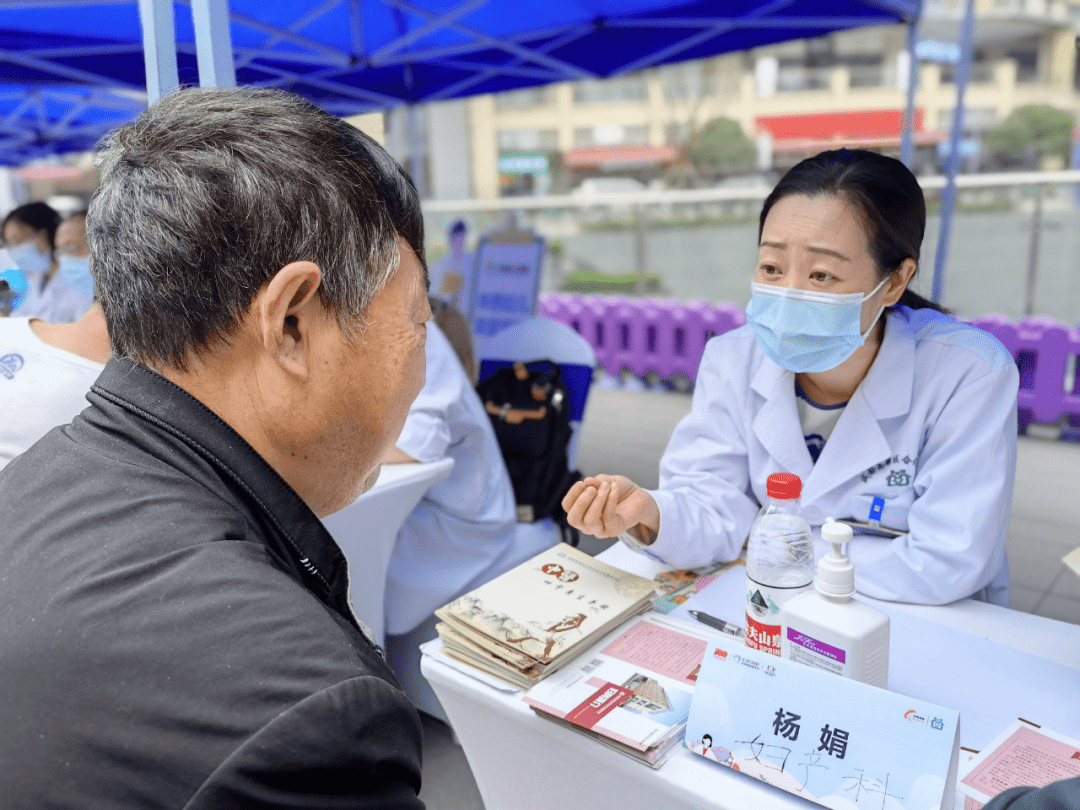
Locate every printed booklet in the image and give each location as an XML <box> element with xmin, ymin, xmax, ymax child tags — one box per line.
<box><xmin>435</xmin><ymin>543</ymin><xmax>656</xmax><ymax>688</ymax></box>
<box><xmin>522</xmin><ymin>615</ymin><xmax>714</xmax><ymax>768</ymax></box>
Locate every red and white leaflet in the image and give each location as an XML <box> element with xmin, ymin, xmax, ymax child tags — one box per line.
<box><xmin>522</xmin><ymin>616</ymin><xmax>711</xmax><ymax>754</ymax></box>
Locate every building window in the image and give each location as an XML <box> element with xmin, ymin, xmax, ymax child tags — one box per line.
<box><xmin>495</xmin><ymin>86</ymin><xmax>555</xmax><ymax>110</ymax></box>
<box><xmin>661</xmin><ymin>61</ymin><xmax>714</xmax><ymax>101</ymax></box>
<box><xmin>497</xmin><ymin>128</ymin><xmax>558</xmax><ymax>151</ymax></box>
<box><xmin>573</xmin><ymin>74</ymin><xmax>648</xmax><ymax>104</ymax></box>
<box><xmin>573</xmin><ymin>124</ymin><xmax>650</xmax><ymax>148</ymax></box>
<box><xmin>1008</xmin><ymin>42</ymin><xmax>1038</xmax><ymax>84</ymax></box>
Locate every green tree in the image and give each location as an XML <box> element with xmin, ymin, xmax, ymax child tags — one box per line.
<box><xmin>681</xmin><ymin>117</ymin><xmax>756</xmax><ymax>173</ymax></box>
<box><xmin>984</xmin><ymin>105</ymin><xmax>1075</xmax><ymax>168</ymax></box>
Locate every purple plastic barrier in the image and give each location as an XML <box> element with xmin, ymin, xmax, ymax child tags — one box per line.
<box><xmin>968</xmin><ymin>315</ymin><xmax>1080</xmax><ymax>434</ymax></box>
<box><xmin>540</xmin><ymin>294</ymin><xmax>746</xmax><ymax>384</ymax></box>
<box><xmin>541</xmin><ymin>295</ymin><xmax>1080</xmax><ymax>439</ymax></box>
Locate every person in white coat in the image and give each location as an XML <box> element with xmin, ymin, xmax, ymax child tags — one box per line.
<box><xmin>382</xmin><ymin>318</ymin><xmax>555</xmax><ymax>718</ymax></box>
<box><xmin>564</xmin><ymin>149</ymin><xmax>1018</xmax><ymax>607</ymax></box>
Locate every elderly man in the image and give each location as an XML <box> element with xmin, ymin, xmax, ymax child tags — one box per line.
<box><xmin>0</xmin><ymin>88</ymin><xmax>430</xmax><ymax>808</ymax></box>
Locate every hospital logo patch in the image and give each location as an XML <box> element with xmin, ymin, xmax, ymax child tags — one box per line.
<box><xmin>0</xmin><ymin>353</ymin><xmax>23</xmax><ymax>380</ymax></box>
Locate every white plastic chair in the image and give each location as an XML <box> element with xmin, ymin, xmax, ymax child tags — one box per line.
<box><xmin>322</xmin><ymin>458</ymin><xmax>454</xmax><ymax>648</ymax></box>
<box><xmin>478</xmin><ymin>316</ymin><xmax>597</xmax><ymax>470</ymax></box>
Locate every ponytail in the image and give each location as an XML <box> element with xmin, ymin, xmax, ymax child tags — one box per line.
<box><xmin>897</xmin><ymin>288</ymin><xmax>948</xmax><ymax>313</ymax></box>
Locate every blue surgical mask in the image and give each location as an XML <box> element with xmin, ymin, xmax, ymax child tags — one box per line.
<box><xmin>7</xmin><ymin>241</ymin><xmax>51</xmax><ymax>277</ymax></box>
<box><xmin>58</xmin><ymin>255</ymin><xmax>95</xmax><ymax>297</ymax></box>
<box><xmin>746</xmin><ymin>277</ymin><xmax>889</xmax><ymax>373</ymax></box>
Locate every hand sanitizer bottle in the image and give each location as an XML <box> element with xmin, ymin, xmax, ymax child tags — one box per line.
<box><xmin>780</xmin><ymin>518</ymin><xmax>890</xmax><ymax>688</ymax></box>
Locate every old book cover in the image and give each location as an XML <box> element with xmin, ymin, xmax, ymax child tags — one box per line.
<box><xmin>436</xmin><ymin>543</ymin><xmax>655</xmax><ymax>666</ymax></box>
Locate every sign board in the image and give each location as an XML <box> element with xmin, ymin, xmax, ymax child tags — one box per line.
<box><xmin>498</xmin><ymin>153</ymin><xmax>550</xmax><ymax>175</ymax></box>
<box><xmin>686</xmin><ymin>634</ymin><xmax>960</xmax><ymax>810</ymax></box>
<box><xmin>465</xmin><ymin>226</ymin><xmax>545</xmax><ymax>347</ymax></box>
<box><xmin>915</xmin><ymin>39</ymin><xmax>961</xmax><ymax>64</ymax></box>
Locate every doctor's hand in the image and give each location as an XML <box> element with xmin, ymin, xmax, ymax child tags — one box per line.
<box><xmin>562</xmin><ymin>474</ymin><xmax>660</xmax><ymax>541</ymax></box>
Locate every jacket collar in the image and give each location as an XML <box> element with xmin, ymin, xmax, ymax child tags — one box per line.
<box><xmin>751</xmin><ymin>309</ymin><xmax>916</xmax><ymax>505</ymax></box>
<box><xmin>89</xmin><ymin>357</ymin><xmax>362</xmax><ymax>635</ymax></box>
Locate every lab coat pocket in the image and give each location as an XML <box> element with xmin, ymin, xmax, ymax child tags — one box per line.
<box><xmin>849</xmin><ymin>490</ymin><xmax>914</xmax><ymax>534</ymax></box>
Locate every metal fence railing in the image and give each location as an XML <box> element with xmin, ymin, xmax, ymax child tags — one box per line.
<box><xmin>422</xmin><ymin>170</ymin><xmax>1080</xmax><ymax>326</ymax></box>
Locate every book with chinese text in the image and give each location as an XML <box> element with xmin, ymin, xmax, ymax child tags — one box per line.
<box><xmin>435</xmin><ymin>543</ymin><xmax>656</xmax><ymax>687</ymax></box>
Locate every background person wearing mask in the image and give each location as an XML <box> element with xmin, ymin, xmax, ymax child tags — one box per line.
<box><xmin>564</xmin><ymin>149</ymin><xmax>1018</xmax><ymax>608</ymax></box>
<box><xmin>1</xmin><ymin>201</ymin><xmax>60</xmax><ymax>313</ymax></box>
<box><xmin>32</xmin><ymin>210</ymin><xmax>96</xmax><ymax>323</ymax></box>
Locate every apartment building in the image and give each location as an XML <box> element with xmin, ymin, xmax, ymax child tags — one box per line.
<box><xmin>441</xmin><ymin>0</ymin><xmax>1080</xmax><ymax>199</ymax></box>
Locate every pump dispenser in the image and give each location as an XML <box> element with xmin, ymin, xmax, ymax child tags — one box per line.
<box><xmin>779</xmin><ymin>519</ymin><xmax>890</xmax><ymax>688</ymax></box>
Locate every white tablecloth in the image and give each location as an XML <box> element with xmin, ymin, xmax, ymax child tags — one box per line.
<box><xmin>422</xmin><ymin>543</ymin><xmax>1080</xmax><ymax>810</ymax></box>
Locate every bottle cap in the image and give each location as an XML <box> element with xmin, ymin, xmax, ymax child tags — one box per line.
<box><xmin>766</xmin><ymin>472</ymin><xmax>801</xmax><ymax>500</ymax></box>
<box><xmin>816</xmin><ymin>518</ymin><xmax>855</xmax><ymax>598</ymax></box>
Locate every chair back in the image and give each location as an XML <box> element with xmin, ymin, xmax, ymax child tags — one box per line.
<box><xmin>478</xmin><ymin>317</ymin><xmax>597</xmax><ymax>468</ymax></box>
<box><xmin>322</xmin><ymin>457</ymin><xmax>454</xmax><ymax>647</ymax></box>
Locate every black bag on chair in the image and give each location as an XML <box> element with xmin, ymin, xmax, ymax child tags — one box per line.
<box><xmin>476</xmin><ymin>360</ymin><xmax>582</xmax><ymax>546</ymax></box>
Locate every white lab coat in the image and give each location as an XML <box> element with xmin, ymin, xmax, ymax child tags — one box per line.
<box><xmin>15</xmin><ymin>272</ymin><xmax>93</xmax><ymax>324</ymax></box>
<box><xmin>645</xmin><ymin>306</ymin><xmax>1018</xmax><ymax>607</ymax></box>
<box><xmin>384</xmin><ymin>322</ymin><xmax>553</xmax><ymax>635</ymax></box>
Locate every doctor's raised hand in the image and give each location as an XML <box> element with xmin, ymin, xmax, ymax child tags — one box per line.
<box><xmin>563</xmin><ymin>474</ymin><xmax>660</xmax><ymax>541</ymax></box>
<box><xmin>567</xmin><ymin>149</ymin><xmax>1019</xmax><ymax>608</ymax></box>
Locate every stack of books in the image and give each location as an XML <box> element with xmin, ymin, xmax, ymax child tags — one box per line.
<box><xmin>435</xmin><ymin>543</ymin><xmax>656</xmax><ymax>689</ymax></box>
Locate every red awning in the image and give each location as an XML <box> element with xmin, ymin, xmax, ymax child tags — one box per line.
<box><xmin>756</xmin><ymin>109</ymin><xmax>925</xmax><ymax>142</ymax></box>
<box><xmin>563</xmin><ymin>144</ymin><xmax>680</xmax><ymax>169</ymax></box>
<box><xmin>17</xmin><ymin>165</ymin><xmax>89</xmax><ymax>181</ymax></box>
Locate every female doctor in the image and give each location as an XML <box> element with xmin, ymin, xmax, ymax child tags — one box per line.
<box><xmin>564</xmin><ymin>149</ymin><xmax>1018</xmax><ymax>607</ymax></box>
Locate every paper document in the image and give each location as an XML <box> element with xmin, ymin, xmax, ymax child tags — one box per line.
<box><xmin>958</xmin><ymin>719</ymin><xmax>1080</xmax><ymax>804</ymax></box>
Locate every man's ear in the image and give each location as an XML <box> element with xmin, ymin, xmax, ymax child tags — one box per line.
<box><xmin>254</xmin><ymin>260</ymin><xmax>323</xmax><ymax>381</ymax></box>
<box><xmin>882</xmin><ymin>258</ymin><xmax>918</xmax><ymax>307</ymax></box>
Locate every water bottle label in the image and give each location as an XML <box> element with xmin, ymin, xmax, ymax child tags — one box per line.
<box><xmin>745</xmin><ymin>576</ymin><xmax>811</xmax><ymax>657</ymax></box>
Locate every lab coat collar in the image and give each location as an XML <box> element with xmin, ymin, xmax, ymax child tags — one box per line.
<box><xmin>750</xmin><ymin>357</ymin><xmax>814</xmax><ymax>485</ymax></box>
<box><xmin>750</xmin><ymin>309</ymin><xmax>916</xmax><ymax>506</ymax></box>
<box><xmin>802</xmin><ymin>309</ymin><xmax>916</xmax><ymax>504</ymax></box>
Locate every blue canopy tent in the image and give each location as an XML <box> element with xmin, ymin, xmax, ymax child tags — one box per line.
<box><xmin>0</xmin><ymin>0</ymin><xmax>921</xmax><ymax>161</ymax></box>
<box><xmin>6</xmin><ymin>0</ymin><xmax>990</xmax><ymax>302</ymax></box>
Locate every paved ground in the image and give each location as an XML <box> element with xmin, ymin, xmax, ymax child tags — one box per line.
<box><xmin>417</xmin><ymin>386</ymin><xmax>1080</xmax><ymax>809</ymax></box>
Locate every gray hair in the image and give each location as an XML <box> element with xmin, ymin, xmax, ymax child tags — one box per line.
<box><xmin>87</xmin><ymin>86</ymin><xmax>425</xmax><ymax>371</ymax></box>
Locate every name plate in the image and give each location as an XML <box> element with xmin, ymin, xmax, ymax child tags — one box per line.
<box><xmin>686</xmin><ymin>636</ymin><xmax>960</xmax><ymax>810</ymax></box>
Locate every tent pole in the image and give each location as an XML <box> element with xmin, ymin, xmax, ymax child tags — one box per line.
<box><xmin>900</xmin><ymin>18</ymin><xmax>919</xmax><ymax>168</ymax></box>
<box><xmin>405</xmin><ymin>104</ymin><xmax>428</xmax><ymax>199</ymax></box>
<box><xmin>137</xmin><ymin>0</ymin><xmax>179</xmax><ymax>104</ymax></box>
<box><xmin>931</xmin><ymin>0</ymin><xmax>976</xmax><ymax>305</ymax></box>
<box><xmin>192</xmin><ymin>0</ymin><xmax>236</xmax><ymax>88</ymax></box>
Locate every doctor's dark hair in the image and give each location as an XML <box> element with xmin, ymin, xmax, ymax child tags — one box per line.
<box><xmin>87</xmin><ymin>86</ymin><xmax>425</xmax><ymax>372</ymax></box>
<box><xmin>3</xmin><ymin>202</ymin><xmax>61</xmax><ymax>251</ymax></box>
<box><xmin>758</xmin><ymin>149</ymin><xmax>944</xmax><ymax>313</ymax></box>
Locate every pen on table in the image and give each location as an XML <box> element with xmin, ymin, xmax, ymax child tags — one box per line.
<box><xmin>689</xmin><ymin>610</ymin><xmax>744</xmax><ymax>638</ymax></box>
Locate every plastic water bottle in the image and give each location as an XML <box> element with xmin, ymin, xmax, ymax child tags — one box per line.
<box><xmin>745</xmin><ymin>472</ymin><xmax>815</xmax><ymax>657</ymax></box>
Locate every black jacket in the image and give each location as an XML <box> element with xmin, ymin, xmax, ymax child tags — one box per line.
<box><xmin>0</xmin><ymin>358</ymin><xmax>424</xmax><ymax>809</ymax></box>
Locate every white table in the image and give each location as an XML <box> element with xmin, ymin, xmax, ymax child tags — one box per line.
<box><xmin>422</xmin><ymin>543</ymin><xmax>1080</xmax><ymax>810</ymax></box>
<box><xmin>323</xmin><ymin>458</ymin><xmax>453</xmax><ymax>647</ymax></box>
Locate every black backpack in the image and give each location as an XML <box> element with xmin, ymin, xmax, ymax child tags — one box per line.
<box><xmin>477</xmin><ymin>360</ymin><xmax>582</xmax><ymax>545</ymax></box>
